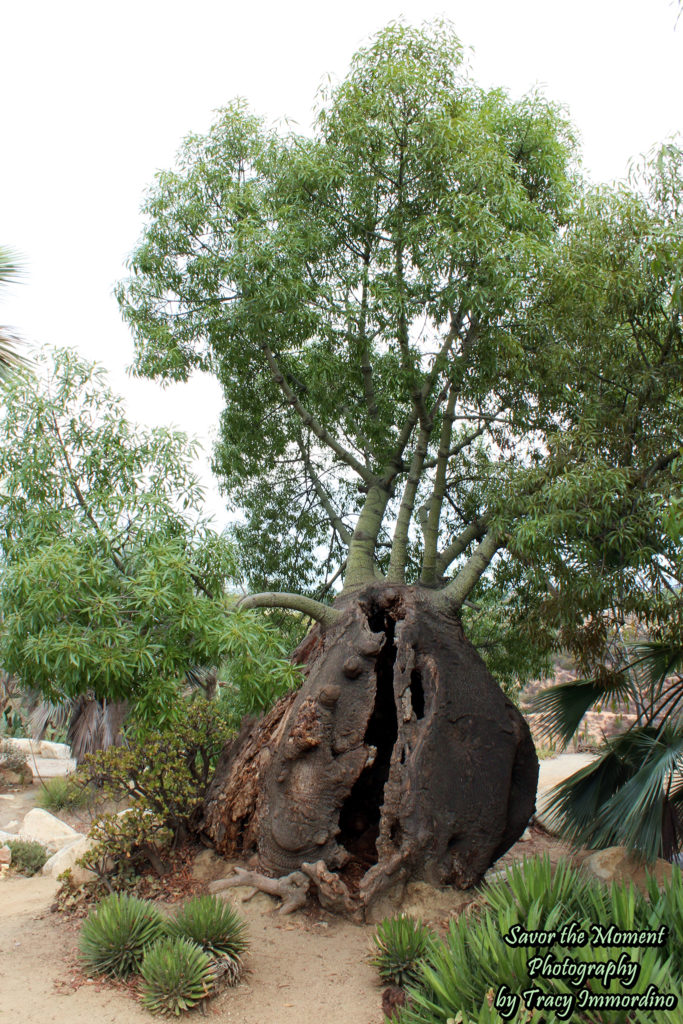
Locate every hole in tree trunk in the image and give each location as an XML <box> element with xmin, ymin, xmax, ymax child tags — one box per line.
<box><xmin>409</xmin><ymin>666</ymin><xmax>425</xmax><ymax>719</ymax></box>
<box><xmin>337</xmin><ymin>604</ymin><xmax>399</xmax><ymax>883</ymax></box>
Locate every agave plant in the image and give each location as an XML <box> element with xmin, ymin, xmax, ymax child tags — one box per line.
<box><xmin>483</xmin><ymin>853</ymin><xmax>597</xmax><ymax>921</ymax></box>
<box><xmin>167</xmin><ymin>894</ymin><xmax>248</xmax><ymax>963</ymax></box>
<box><xmin>533</xmin><ymin>640</ymin><xmax>683</xmax><ymax>862</ymax></box>
<box><xmin>140</xmin><ymin>936</ymin><xmax>214</xmax><ymax>1016</ymax></box>
<box><xmin>370</xmin><ymin>915</ymin><xmax>436</xmax><ymax>989</ymax></box>
<box><xmin>79</xmin><ymin>893</ymin><xmax>166</xmax><ymax>978</ymax></box>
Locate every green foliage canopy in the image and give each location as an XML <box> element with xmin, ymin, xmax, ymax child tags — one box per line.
<box><xmin>0</xmin><ymin>347</ymin><xmax>299</xmax><ymax>710</ymax></box>
<box><xmin>118</xmin><ymin>21</ymin><xmax>683</xmax><ymax>678</ymax></box>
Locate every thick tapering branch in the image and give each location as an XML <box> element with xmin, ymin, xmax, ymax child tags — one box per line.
<box><xmin>434</xmin><ymin>530</ymin><xmax>502</xmax><ymax>611</ymax></box>
<box><xmin>344</xmin><ymin>483</ymin><xmax>391</xmax><ymax>590</ymax></box>
<box><xmin>420</xmin><ymin>387</ymin><xmax>458</xmax><ymax>585</ymax></box>
<box><xmin>386</xmin><ymin>425</ymin><xmax>430</xmax><ymax>583</ymax></box>
<box><xmin>237</xmin><ymin>592</ymin><xmax>341</xmax><ymax>629</ymax></box>
<box><xmin>260</xmin><ymin>340</ymin><xmax>376</xmax><ymax>485</ymax></box>
<box><xmin>295</xmin><ymin>434</ymin><xmax>353</xmax><ymax>547</ymax></box>
<box><xmin>388</xmin><ymin>313</ymin><xmax>463</xmax><ymax>472</ymax></box>
<box><xmin>434</xmin><ymin>516</ymin><xmax>491</xmax><ymax>577</ymax></box>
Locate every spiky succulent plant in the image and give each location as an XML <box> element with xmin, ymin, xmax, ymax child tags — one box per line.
<box><xmin>78</xmin><ymin>892</ymin><xmax>166</xmax><ymax>978</ymax></box>
<box><xmin>370</xmin><ymin>915</ymin><xmax>436</xmax><ymax>989</ymax></box>
<box><xmin>140</xmin><ymin>936</ymin><xmax>214</xmax><ymax>1015</ymax></box>
<box><xmin>166</xmin><ymin>894</ymin><xmax>248</xmax><ymax>962</ymax></box>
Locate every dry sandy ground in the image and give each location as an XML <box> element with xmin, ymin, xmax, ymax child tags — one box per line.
<box><xmin>0</xmin><ymin>757</ymin><xmax>587</xmax><ymax>1024</ymax></box>
<box><xmin>0</xmin><ymin>871</ymin><xmax>384</xmax><ymax>1024</ymax></box>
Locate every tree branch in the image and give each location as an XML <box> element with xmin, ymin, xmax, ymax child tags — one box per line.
<box><xmin>260</xmin><ymin>340</ymin><xmax>376</xmax><ymax>485</ymax></box>
<box><xmin>434</xmin><ymin>516</ymin><xmax>491</xmax><ymax>577</ymax></box>
<box><xmin>295</xmin><ymin>433</ymin><xmax>353</xmax><ymax>547</ymax></box>
<box><xmin>434</xmin><ymin>530</ymin><xmax>502</xmax><ymax>611</ymax></box>
<box><xmin>237</xmin><ymin>592</ymin><xmax>342</xmax><ymax>629</ymax></box>
<box><xmin>420</xmin><ymin>386</ymin><xmax>458</xmax><ymax>584</ymax></box>
<box><xmin>386</xmin><ymin>424</ymin><xmax>430</xmax><ymax>583</ymax></box>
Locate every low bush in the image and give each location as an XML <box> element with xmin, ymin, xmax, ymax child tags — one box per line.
<box><xmin>389</xmin><ymin>856</ymin><xmax>683</xmax><ymax>1024</ymax></box>
<box><xmin>78</xmin><ymin>892</ymin><xmax>166</xmax><ymax>978</ymax></box>
<box><xmin>37</xmin><ymin>775</ymin><xmax>93</xmax><ymax>812</ymax></box>
<box><xmin>6</xmin><ymin>838</ymin><xmax>47</xmax><ymax>876</ymax></box>
<box><xmin>75</xmin><ymin>697</ymin><xmax>230</xmax><ymax>882</ymax></box>
<box><xmin>140</xmin><ymin>936</ymin><xmax>214</xmax><ymax>1016</ymax></box>
<box><xmin>0</xmin><ymin>739</ymin><xmax>29</xmax><ymax>774</ymax></box>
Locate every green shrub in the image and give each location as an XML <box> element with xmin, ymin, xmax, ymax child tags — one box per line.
<box><xmin>76</xmin><ymin>698</ymin><xmax>230</xmax><ymax>881</ymax></box>
<box><xmin>167</xmin><ymin>894</ymin><xmax>247</xmax><ymax>964</ymax></box>
<box><xmin>396</xmin><ymin>856</ymin><xmax>683</xmax><ymax>1024</ymax></box>
<box><xmin>6</xmin><ymin>838</ymin><xmax>47</xmax><ymax>876</ymax></box>
<box><xmin>140</xmin><ymin>936</ymin><xmax>214</xmax><ymax>1015</ymax></box>
<box><xmin>79</xmin><ymin>892</ymin><xmax>166</xmax><ymax>978</ymax></box>
<box><xmin>0</xmin><ymin>739</ymin><xmax>29</xmax><ymax>774</ymax></box>
<box><xmin>370</xmin><ymin>914</ymin><xmax>436</xmax><ymax>989</ymax></box>
<box><xmin>37</xmin><ymin>775</ymin><xmax>92</xmax><ymax>812</ymax></box>
<box><xmin>646</xmin><ymin>865</ymin><xmax>683</xmax><ymax>978</ymax></box>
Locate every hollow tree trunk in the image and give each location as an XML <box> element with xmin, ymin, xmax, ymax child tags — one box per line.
<box><xmin>201</xmin><ymin>583</ymin><xmax>538</xmax><ymax>918</ymax></box>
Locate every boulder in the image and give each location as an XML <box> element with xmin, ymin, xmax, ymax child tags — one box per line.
<box><xmin>584</xmin><ymin>846</ymin><xmax>676</xmax><ymax>892</ymax></box>
<box><xmin>0</xmin><ymin>829</ymin><xmax>19</xmax><ymax>844</ymax></box>
<box><xmin>0</xmin><ymin>845</ymin><xmax>11</xmax><ymax>866</ymax></box>
<box><xmin>39</xmin><ymin>741</ymin><xmax>72</xmax><ymax>760</ymax></box>
<box><xmin>19</xmin><ymin>808</ymin><xmax>83</xmax><ymax>852</ymax></box>
<box><xmin>2</xmin><ymin>737</ymin><xmax>41</xmax><ymax>755</ymax></box>
<box><xmin>0</xmin><ymin>767</ymin><xmax>33</xmax><ymax>786</ymax></box>
<box><xmin>42</xmin><ymin>836</ymin><xmax>97</xmax><ymax>885</ymax></box>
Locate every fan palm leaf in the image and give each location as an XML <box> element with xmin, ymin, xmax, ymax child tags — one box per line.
<box><xmin>536</xmin><ymin>640</ymin><xmax>683</xmax><ymax>861</ymax></box>
<box><xmin>531</xmin><ymin>673</ymin><xmax>634</xmax><ymax>746</ymax></box>
<box><xmin>0</xmin><ymin>246</ymin><xmax>31</xmax><ymax>378</ymax></box>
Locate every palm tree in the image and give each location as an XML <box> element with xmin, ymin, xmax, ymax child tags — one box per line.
<box><xmin>0</xmin><ymin>246</ymin><xmax>30</xmax><ymax>378</ymax></box>
<box><xmin>533</xmin><ymin>640</ymin><xmax>683</xmax><ymax>862</ymax></box>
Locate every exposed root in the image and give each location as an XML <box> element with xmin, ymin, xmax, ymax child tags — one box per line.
<box><xmin>209</xmin><ymin>866</ymin><xmax>309</xmax><ymax>915</ymax></box>
<box><xmin>208</xmin><ymin>859</ymin><xmax>360</xmax><ymax>918</ymax></box>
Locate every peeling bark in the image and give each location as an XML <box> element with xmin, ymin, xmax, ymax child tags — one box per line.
<box><xmin>201</xmin><ymin>583</ymin><xmax>538</xmax><ymax>919</ymax></box>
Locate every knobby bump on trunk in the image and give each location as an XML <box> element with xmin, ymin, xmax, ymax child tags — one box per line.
<box><xmin>202</xmin><ymin>583</ymin><xmax>537</xmax><ymax>919</ymax></box>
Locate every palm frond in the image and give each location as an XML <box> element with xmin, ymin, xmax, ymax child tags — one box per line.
<box><xmin>542</xmin><ymin>746</ymin><xmax>633</xmax><ymax>840</ymax></box>
<box><xmin>0</xmin><ymin>329</ymin><xmax>30</xmax><ymax>378</ymax></box>
<box><xmin>629</xmin><ymin>641</ymin><xmax>683</xmax><ymax>683</ymax></box>
<box><xmin>0</xmin><ymin>246</ymin><xmax>31</xmax><ymax>378</ymax></box>
<box><xmin>530</xmin><ymin>673</ymin><xmax>632</xmax><ymax>746</ymax></box>
<box><xmin>544</xmin><ymin>723</ymin><xmax>683</xmax><ymax>862</ymax></box>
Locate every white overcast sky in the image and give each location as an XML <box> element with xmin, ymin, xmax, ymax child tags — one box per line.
<box><xmin>2</xmin><ymin>0</ymin><xmax>682</xmax><ymax>527</ymax></box>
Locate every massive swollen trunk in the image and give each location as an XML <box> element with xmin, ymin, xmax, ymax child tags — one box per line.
<box><xmin>202</xmin><ymin>583</ymin><xmax>538</xmax><ymax>918</ymax></box>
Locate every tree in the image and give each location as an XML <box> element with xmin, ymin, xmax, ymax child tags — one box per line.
<box><xmin>0</xmin><ymin>347</ymin><xmax>299</xmax><ymax>744</ymax></box>
<box><xmin>117</xmin><ymin>23</ymin><xmax>682</xmax><ymax>912</ymax></box>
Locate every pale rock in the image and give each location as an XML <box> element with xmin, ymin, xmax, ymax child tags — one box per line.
<box><xmin>0</xmin><ymin>829</ymin><xmax>18</xmax><ymax>843</ymax></box>
<box><xmin>42</xmin><ymin>836</ymin><xmax>97</xmax><ymax>885</ymax></box>
<box><xmin>19</xmin><ymin>808</ymin><xmax>82</xmax><ymax>852</ymax></box>
<box><xmin>191</xmin><ymin>847</ymin><xmax>230</xmax><ymax>883</ymax></box>
<box><xmin>0</xmin><ymin>845</ymin><xmax>11</xmax><ymax>866</ymax></box>
<box><xmin>2</xmin><ymin>737</ymin><xmax>41</xmax><ymax>755</ymax></box>
<box><xmin>39</xmin><ymin>741</ymin><xmax>72</xmax><ymax>760</ymax></box>
<box><xmin>584</xmin><ymin>846</ymin><xmax>676</xmax><ymax>892</ymax></box>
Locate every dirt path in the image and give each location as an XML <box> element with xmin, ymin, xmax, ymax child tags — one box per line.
<box><xmin>0</xmin><ymin>872</ymin><xmax>382</xmax><ymax>1023</ymax></box>
<box><xmin>0</xmin><ymin>754</ymin><xmax>594</xmax><ymax>1023</ymax></box>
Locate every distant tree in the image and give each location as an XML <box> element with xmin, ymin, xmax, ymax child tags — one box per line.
<box><xmin>0</xmin><ymin>348</ymin><xmax>299</xmax><ymax>738</ymax></box>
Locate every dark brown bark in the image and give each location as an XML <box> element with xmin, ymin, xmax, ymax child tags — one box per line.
<box><xmin>201</xmin><ymin>583</ymin><xmax>538</xmax><ymax>918</ymax></box>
